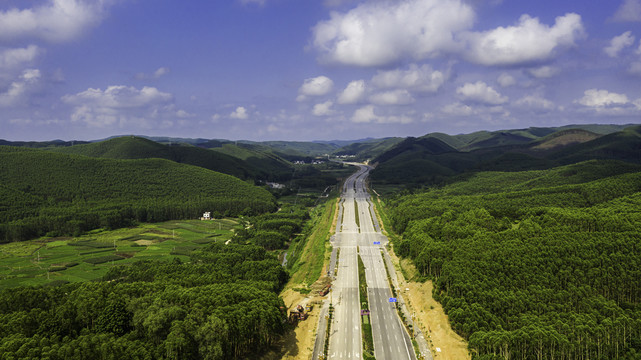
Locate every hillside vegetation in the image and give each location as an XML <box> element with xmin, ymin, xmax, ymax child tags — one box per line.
<box><xmin>0</xmin><ymin>147</ymin><xmax>275</xmax><ymax>242</ymax></box>
<box><xmin>0</xmin><ymin>243</ymin><xmax>288</xmax><ymax>359</ymax></box>
<box><xmin>371</xmin><ymin>125</ymin><xmax>641</xmax><ymax>185</ymax></box>
<box><xmin>52</xmin><ymin>136</ymin><xmax>280</xmax><ymax>181</ymax></box>
<box><xmin>387</xmin><ymin>160</ymin><xmax>641</xmax><ymax>359</ymax></box>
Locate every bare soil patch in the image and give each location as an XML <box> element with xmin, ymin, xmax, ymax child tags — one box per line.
<box><xmin>261</xmin><ymin>288</ymin><xmax>321</xmax><ymax>360</ymax></box>
<box><xmin>390</xmin><ymin>251</ymin><xmax>470</xmax><ymax>360</ymax></box>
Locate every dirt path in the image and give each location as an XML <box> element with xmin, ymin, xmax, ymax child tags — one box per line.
<box><xmin>262</xmin><ymin>288</ymin><xmax>320</xmax><ymax>360</ymax></box>
<box><xmin>391</xmin><ymin>256</ymin><xmax>470</xmax><ymax>360</ymax></box>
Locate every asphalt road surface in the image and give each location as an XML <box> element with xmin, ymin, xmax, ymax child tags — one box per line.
<box><xmin>328</xmin><ymin>164</ymin><xmax>416</xmax><ymax>360</ymax></box>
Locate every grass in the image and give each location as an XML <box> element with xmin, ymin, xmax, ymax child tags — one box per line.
<box><xmin>354</xmin><ymin>199</ymin><xmax>360</xmax><ymax>231</ymax></box>
<box><xmin>0</xmin><ymin>219</ymin><xmax>237</xmax><ymax>290</ymax></box>
<box><xmin>286</xmin><ymin>197</ymin><xmax>337</xmax><ymax>286</ymax></box>
<box><xmin>358</xmin><ymin>253</ymin><xmax>375</xmax><ymax>358</ymax></box>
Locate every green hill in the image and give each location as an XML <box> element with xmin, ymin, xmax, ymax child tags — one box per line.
<box><xmin>0</xmin><ymin>147</ymin><xmax>275</xmax><ymax>242</ymax></box>
<box><xmin>386</xmin><ymin>161</ymin><xmax>641</xmax><ymax>359</ymax></box>
<box><xmin>371</xmin><ymin>125</ymin><xmax>641</xmax><ymax>185</ymax></box>
<box><xmin>332</xmin><ymin>137</ymin><xmax>403</xmax><ymax>161</ymax></box>
<box><xmin>202</xmin><ymin>142</ymin><xmax>294</xmax><ymax>181</ymax></box>
<box><xmin>240</xmin><ymin>140</ymin><xmax>336</xmax><ymax>158</ymax></box>
<box><xmin>52</xmin><ymin>136</ymin><xmax>266</xmax><ymax>180</ymax></box>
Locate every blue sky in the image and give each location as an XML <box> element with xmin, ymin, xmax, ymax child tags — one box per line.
<box><xmin>1</xmin><ymin>0</ymin><xmax>640</xmax><ymax>141</ymax></box>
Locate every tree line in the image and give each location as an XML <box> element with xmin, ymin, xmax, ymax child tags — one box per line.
<box><xmin>0</xmin><ymin>146</ymin><xmax>276</xmax><ymax>242</ymax></box>
<box><xmin>387</xmin><ymin>161</ymin><xmax>641</xmax><ymax>359</ymax></box>
<box><xmin>0</xmin><ymin>243</ymin><xmax>288</xmax><ymax>359</ymax></box>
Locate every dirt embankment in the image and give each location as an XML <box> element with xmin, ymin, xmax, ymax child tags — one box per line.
<box><xmin>262</xmin><ymin>288</ymin><xmax>317</xmax><ymax>360</ymax></box>
<box><xmin>393</xmin><ymin>257</ymin><xmax>470</xmax><ymax>360</ymax></box>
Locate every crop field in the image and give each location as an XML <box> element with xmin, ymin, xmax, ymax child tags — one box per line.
<box><xmin>0</xmin><ymin>219</ymin><xmax>238</xmax><ymax>290</ymax></box>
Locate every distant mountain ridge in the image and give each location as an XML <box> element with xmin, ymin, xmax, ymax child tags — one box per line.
<box><xmin>51</xmin><ymin>136</ymin><xmax>292</xmax><ymax>181</ymax></box>
<box><xmin>370</xmin><ymin>124</ymin><xmax>641</xmax><ymax>185</ymax></box>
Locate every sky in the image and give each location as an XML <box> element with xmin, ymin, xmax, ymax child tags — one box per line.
<box><xmin>1</xmin><ymin>0</ymin><xmax>640</xmax><ymax>141</ymax></box>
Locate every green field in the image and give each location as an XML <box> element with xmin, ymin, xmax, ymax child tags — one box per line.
<box><xmin>0</xmin><ymin>219</ymin><xmax>238</xmax><ymax>290</ymax></box>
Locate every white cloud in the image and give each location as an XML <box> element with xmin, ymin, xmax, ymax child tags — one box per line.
<box><xmin>0</xmin><ymin>0</ymin><xmax>114</xmax><ymax>43</ymax></box>
<box><xmin>464</xmin><ymin>13</ymin><xmax>584</xmax><ymax>66</ymax></box>
<box><xmin>371</xmin><ymin>64</ymin><xmax>445</xmax><ymax>92</ymax></box>
<box><xmin>611</xmin><ymin>0</ymin><xmax>641</xmax><ymax>22</ymax></box>
<box><xmin>312</xmin><ymin>0</ymin><xmax>475</xmax><ymax>66</ymax></box>
<box><xmin>514</xmin><ymin>95</ymin><xmax>555</xmax><ymax>111</ymax></box>
<box><xmin>135</xmin><ymin>67</ymin><xmax>170</xmax><ymax>80</ymax></box>
<box><xmin>352</xmin><ymin>105</ymin><xmax>379</xmax><ymax>123</ymax></box>
<box><xmin>528</xmin><ymin>66</ymin><xmax>559</xmax><ymax>78</ymax></box>
<box><xmin>369</xmin><ymin>89</ymin><xmax>415</xmax><ymax>105</ymax></box>
<box><xmin>576</xmin><ymin>89</ymin><xmax>629</xmax><ymax>107</ymax></box>
<box><xmin>62</xmin><ymin>85</ymin><xmax>175</xmax><ymax>127</ymax></box>
<box><xmin>605</xmin><ymin>31</ymin><xmax>635</xmax><ymax>57</ymax></box>
<box><xmin>0</xmin><ymin>68</ymin><xmax>41</xmax><ymax>107</ymax></box>
<box><xmin>629</xmin><ymin>61</ymin><xmax>641</xmax><ymax>75</ymax></box>
<box><xmin>312</xmin><ymin>100</ymin><xmax>335</xmax><ymax>116</ymax></box>
<box><xmin>230</xmin><ymin>106</ymin><xmax>249</xmax><ymax>119</ymax></box>
<box><xmin>457</xmin><ymin>81</ymin><xmax>508</xmax><ymax>105</ymax></box>
<box><xmin>297</xmin><ymin>75</ymin><xmax>334</xmax><ymax>101</ymax></box>
<box><xmin>350</xmin><ymin>105</ymin><xmax>413</xmax><ymax>124</ymax></box>
<box><xmin>497</xmin><ymin>73</ymin><xmax>516</xmax><ymax>87</ymax></box>
<box><xmin>337</xmin><ymin>80</ymin><xmax>366</xmax><ymax>104</ymax></box>
<box><xmin>441</xmin><ymin>102</ymin><xmax>474</xmax><ymax>116</ymax></box>
<box><xmin>0</xmin><ymin>45</ymin><xmax>40</xmax><ymax>69</ymax></box>
<box><xmin>175</xmin><ymin>109</ymin><xmax>194</xmax><ymax>118</ymax></box>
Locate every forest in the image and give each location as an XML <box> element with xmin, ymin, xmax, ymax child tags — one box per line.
<box><xmin>0</xmin><ymin>242</ymin><xmax>288</xmax><ymax>359</ymax></box>
<box><xmin>232</xmin><ymin>204</ymin><xmax>309</xmax><ymax>251</ymax></box>
<box><xmin>387</xmin><ymin>160</ymin><xmax>641</xmax><ymax>359</ymax></box>
<box><xmin>0</xmin><ymin>146</ymin><xmax>276</xmax><ymax>242</ymax></box>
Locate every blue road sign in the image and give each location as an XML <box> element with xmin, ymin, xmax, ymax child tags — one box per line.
<box><xmin>373</xmin><ymin>241</ymin><xmax>381</xmax><ymax>245</ymax></box>
<box><xmin>389</xmin><ymin>298</ymin><xmax>397</xmax><ymax>303</ymax></box>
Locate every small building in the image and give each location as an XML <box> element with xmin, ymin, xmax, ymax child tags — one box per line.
<box><xmin>201</xmin><ymin>212</ymin><xmax>211</xmax><ymax>220</ymax></box>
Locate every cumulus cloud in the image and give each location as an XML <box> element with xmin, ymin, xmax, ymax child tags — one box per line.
<box><xmin>441</xmin><ymin>102</ymin><xmax>475</xmax><ymax>116</ymax></box>
<box><xmin>0</xmin><ymin>68</ymin><xmax>41</xmax><ymax>107</ymax></box>
<box><xmin>297</xmin><ymin>75</ymin><xmax>334</xmax><ymax>101</ymax></box>
<box><xmin>0</xmin><ymin>45</ymin><xmax>40</xmax><ymax>69</ymax></box>
<box><xmin>337</xmin><ymin>80</ymin><xmax>366</xmax><ymax>104</ymax></box>
<box><xmin>312</xmin><ymin>100</ymin><xmax>335</xmax><ymax>116</ymax></box>
<box><xmin>464</xmin><ymin>13</ymin><xmax>584</xmax><ymax>66</ymax></box>
<box><xmin>497</xmin><ymin>73</ymin><xmax>516</xmax><ymax>87</ymax></box>
<box><xmin>611</xmin><ymin>0</ymin><xmax>641</xmax><ymax>22</ymax></box>
<box><xmin>371</xmin><ymin>64</ymin><xmax>445</xmax><ymax>92</ymax></box>
<box><xmin>230</xmin><ymin>106</ymin><xmax>249</xmax><ymax>119</ymax></box>
<box><xmin>369</xmin><ymin>89</ymin><xmax>415</xmax><ymax>105</ymax></box>
<box><xmin>514</xmin><ymin>95</ymin><xmax>555</xmax><ymax>111</ymax></box>
<box><xmin>457</xmin><ymin>81</ymin><xmax>508</xmax><ymax>105</ymax></box>
<box><xmin>62</xmin><ymin>85</ymin><xmax>176</xmax><ymax>127</ymax></box>
<box><xmin>312</xmin><ymin>0</ymin><xmax>475</xmax><ymax>66</ymax></box>
<box><xmin>605</xmin><ymin>31</ymin><xmax>636</xmax><ymax>57</ymax></box>
<box><xmin>528</xmin><ymin>66</ymin><xmax>559</xmax><ymax>78</ymax></box>
<box><xmin>576</xmin><ymin>89</ymin><xmax>629</xmax><ymax>107</ymax></box>
<box><xmin>135</xmin><ymin>67</ymin><xmax>170</xmax><ymax>80</ymax></box>
<box><xmin>0</xmin><ymin>0</ymin><xmax>115</xmax><ymax>43</ymax></box>
<box><xmin>351</xmin><ymin>105</ymin><xmax>413</xmax><ymax>124</ymax></box>
<box><xmin>629</xmin><ymin>61</ymin><xmax>641</xmax><ymax>75</ymax></box>
<box><xmin>351</xmin><ymin>105</ymin><xmax>379</xmax><ymax>123</ymax></box>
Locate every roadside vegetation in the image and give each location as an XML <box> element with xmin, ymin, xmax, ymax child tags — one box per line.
<box><xmin>387</xmin><ymin>160</ymin><xmax>641</xmax><ymax>359</ymax></box>
<box><xmin>358</xmin><ymin>253</ymin><xmax>375</xmax><ymax>360</ymax></box>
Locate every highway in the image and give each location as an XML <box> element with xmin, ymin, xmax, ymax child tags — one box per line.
<box><xmin>328</xmin><ymin>164</ymin><xmax>416</xmax><ymax>360</ymax></box>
